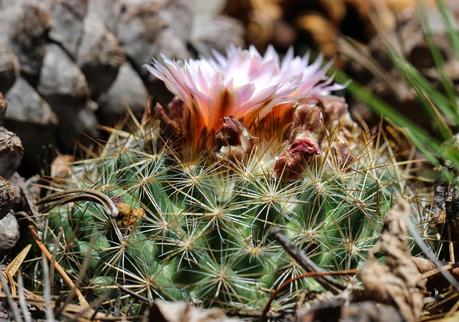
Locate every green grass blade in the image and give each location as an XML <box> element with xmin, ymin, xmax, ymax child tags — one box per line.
<box><xmin>437</xmin><ymin>0</ymin><xmax>459</xmax><ymax>58</ymax></box>
<box><xmin>385</xmin><ymin>44</ymin><xmax>457</xmax><ymax>136</ymax></box>
<box><xmin>417</xmin><ymin>2</ymin><xmax>458</xmax><ymax>115</ymax></box>
<box><xmin>336</xmin><ymin>70</ymin><xmax>459</xmax><ymax>170</ymax></box>
<box><xmin>335</xmin><ymin>70</ymin><xmax>441</xmax><ymax>164</ymax></box>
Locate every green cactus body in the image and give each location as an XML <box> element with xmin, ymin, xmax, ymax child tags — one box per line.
<box><xmin>38</xmin><ymin>46</ymin><xmax>428</xmax><ymax>317</ymax></box>
<box><xmin>43</xmin><ymin>121</ymin><xmax>403</xmax><ymax>315</ymax></box>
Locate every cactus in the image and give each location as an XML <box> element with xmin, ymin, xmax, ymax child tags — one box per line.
<box><xmin>41</xmin><ymin>46</ymin><xmax>413</xmax><ymax>316</ymax></box>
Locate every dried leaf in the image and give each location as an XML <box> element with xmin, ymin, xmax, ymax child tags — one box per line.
<box><xmin>412</xmin><ymin>256</ymin><xmax>437</xmax><ymax>274</ymax></box>
<box><xmin>297</xmin><ymin>297</ymin><xmax>405</xmax><ymax>322</ymax></box>
<box><xmin>50</xmin><ymin>155</ymin><xmax>74</xmax><ymax>180</ymax></box>
<box><xmin>358</xmin><ymin>199</ymin><xmax>425</xmax><ymax>322</ymax></box>
<box><xmin>432</xmin><ymin>311</ymin><xmax>459</xmax><ymax>322</ymax></box>
<box><xmin>4</xmin><ymin>244</ymin><xmax>31</xmax><ymax>278</ymax></box>
<box><xmin>412</xmin><ymin>256</ymin><xmax>459</xmax><ymax>292</ymax></box>
<box><xmin>145</xmin><ymin>300</ymin><xmax>243</xmax><ymax>322</ymax></box>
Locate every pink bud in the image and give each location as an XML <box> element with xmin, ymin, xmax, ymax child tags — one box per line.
<box><xmin>274</xmin><ymin>134</ymin><xmax>320</xmax><ymax>180</ymax></box>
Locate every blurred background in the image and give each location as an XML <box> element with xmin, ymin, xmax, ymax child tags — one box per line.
<box><xmin>1</xmin><ymin>0</ymin><xmax>458</xmax><ymax>177</ymax></box>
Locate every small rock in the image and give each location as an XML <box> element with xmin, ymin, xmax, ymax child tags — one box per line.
<box><xmin>0</xmin><ymin>127</ymin><xmax>23</xmax><ymax>179</ymax></box>
<box><xmin>7</xmin><ymin>172</ymin><xmax>26</xmax><ymax>190</ymax></box>
<box><xmin>98</xmin><ymin>62</ymin><xmax>148</xmax><ymax>124</ymax></box>
<box><xmin>7</xmin><ymin>173</ymin><xmax>29</xmax><ymax>204</ymax></box>
<box><xmin>0</xmin><ymin>212</ymin><xmax>20</xmax><ymax>251</ymax></box>
<box><xmin>0</xmin><ymin>176</ymin><xmax>20</xmax><ymax>219</ymax></box>
<box><xmin>9</xmin><ymin>173</ymin><xmax>41</xmax><ymax>212</ymax></box>
<box><xmin>77</xmin><ymin>12</ymin><xmax>125</xmax><ymax>98</ymax></box>
<box><xmin>0</xmin><ymin>301</ymin><xmax>8</xmax><ymax>320</ymax></box>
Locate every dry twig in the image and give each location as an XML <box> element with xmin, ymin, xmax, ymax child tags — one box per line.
<box><xmin>270</xmin><ymin>227</ymin><xmax>346</xmax><ymax>294</ymax></box>
<box><xmin>28</xmin><ymin>224</ymin><xmax>89</xmax><ymax>308</ymax></box>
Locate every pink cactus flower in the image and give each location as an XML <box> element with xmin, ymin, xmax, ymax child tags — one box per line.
<box><xmin>146</xmin><ymin>46</ymin><xmax>342</xmax><ymax>147</ymax></box>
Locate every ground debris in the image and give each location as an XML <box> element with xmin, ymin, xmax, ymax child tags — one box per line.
<box><xmin>358</xmin><ymin>199</ymin><xmax>425</xmax><ymax>322</ymax></box>
<box><xmin>429</xmin><ymin>180</ymin><xmax>459</xmax><ymax>262</ymax></box>
<box><xmin>298</xmin><ymin>298</ymin><xmax>403</xmax><ymax>322</ymax></box>
<box><xmin>144</xmin><ymin>300</ymin><xmax>243</xmax><ymax>322</ymax></box>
